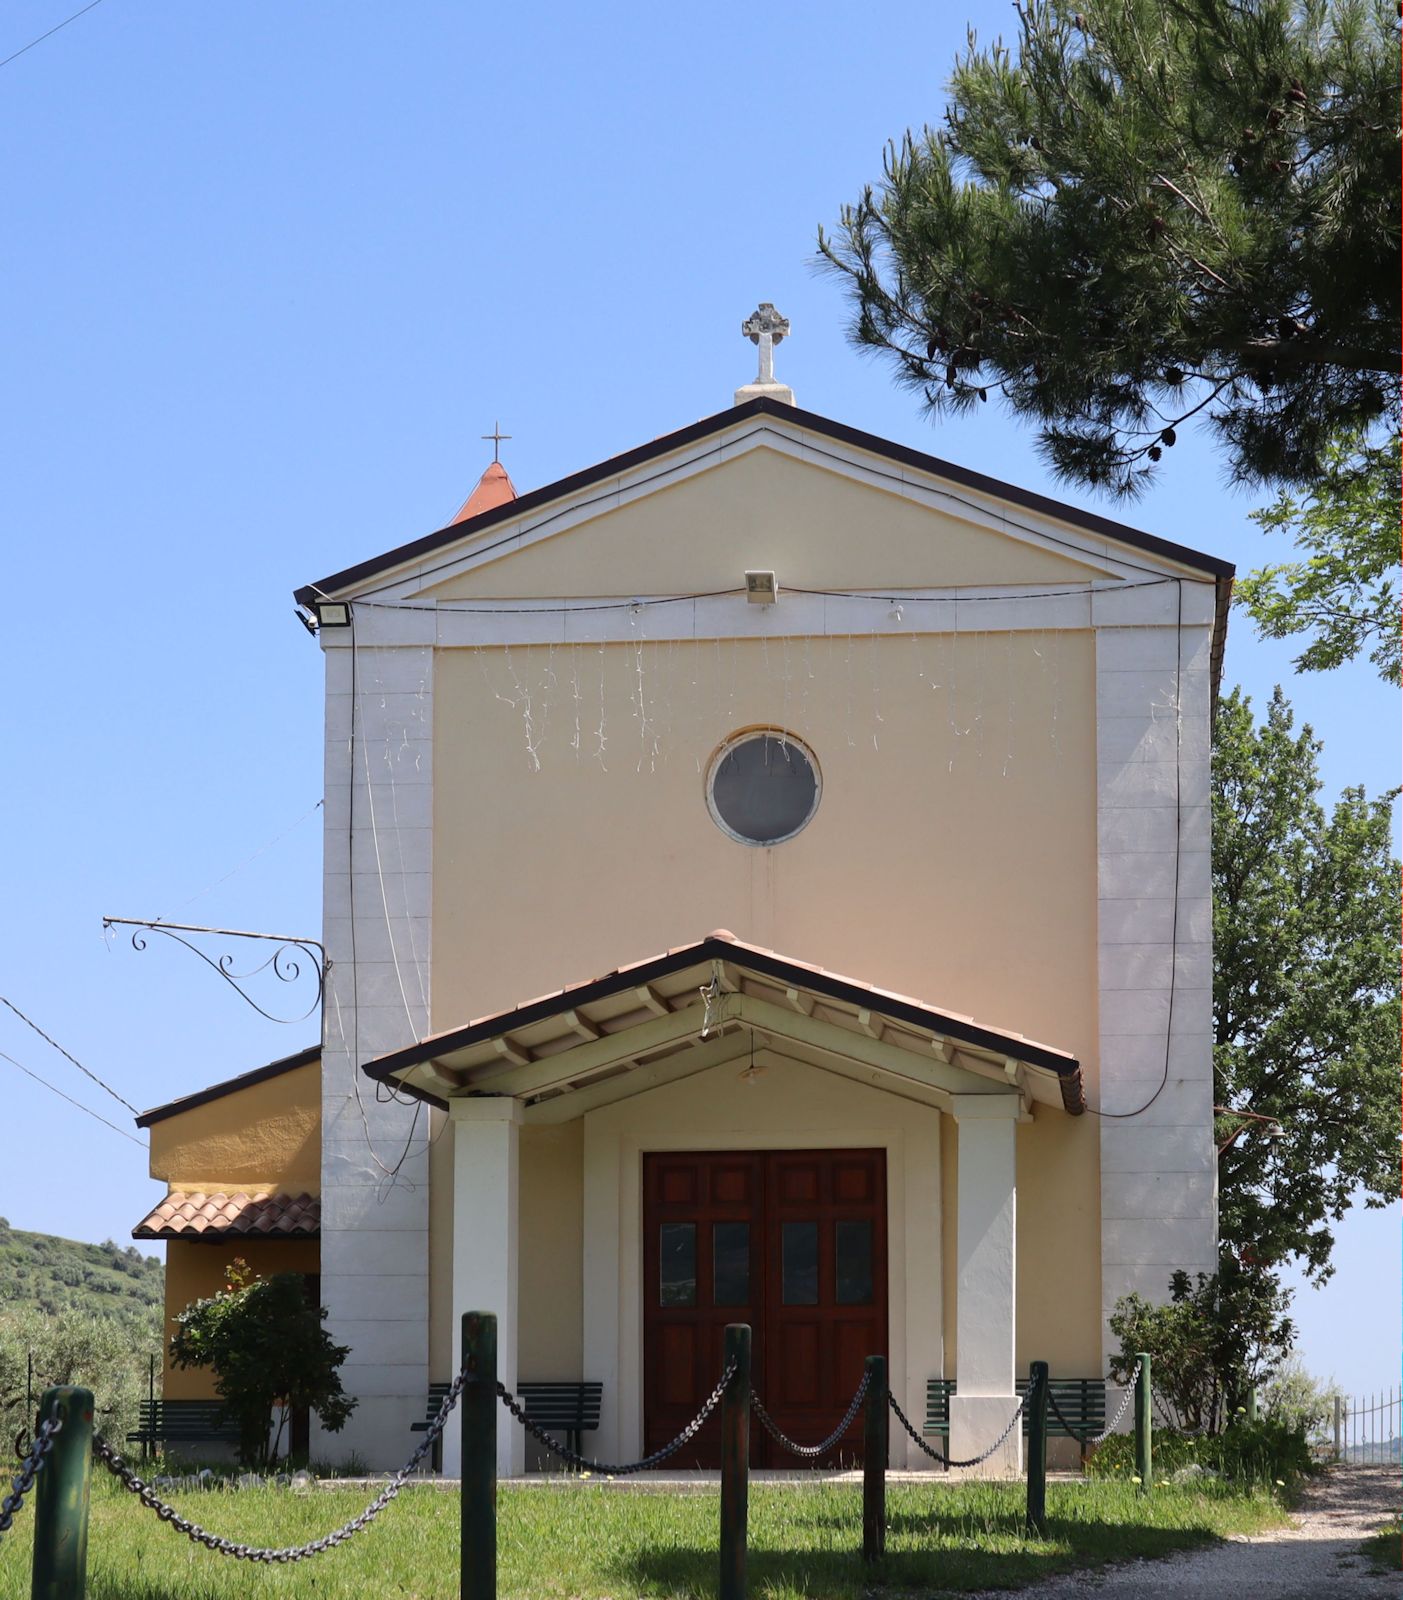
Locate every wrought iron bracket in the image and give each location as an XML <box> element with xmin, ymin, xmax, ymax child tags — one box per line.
<box><xmin>102</xmin><ymin>917</ymin><xmax>327</xmax><ymax>1025</ymax></box>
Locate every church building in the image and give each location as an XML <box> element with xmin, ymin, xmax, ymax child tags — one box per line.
<box><xmin>133</xmin><ymin>308</ymin><xmax>1232</xmax><ymax>1475</ymax></box>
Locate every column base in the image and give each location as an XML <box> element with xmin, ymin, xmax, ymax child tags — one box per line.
<box><xmin>948</xmin><ymin>1395</ymin><xmax>1023</xmax><ymax>1479</ymax></box>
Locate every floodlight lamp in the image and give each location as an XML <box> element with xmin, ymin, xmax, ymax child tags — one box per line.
<box><xmin>745</xmin><ymin>570</ymin><xmax>778</xmax><ymax>605</ymax></box>
<box><xmin>314</xmin><ymin>600</ymin><xmax>352</xmax><ymax>628</ymax></box>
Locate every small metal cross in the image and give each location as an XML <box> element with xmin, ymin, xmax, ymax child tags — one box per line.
<box><xmin>480</xmin><ymin>420</ymin><xmax>512</xmax><ymax>463</ymax></box>
<box><xmin>741</xmin><ymin>303</ymin><xmax>790</xmax><ymax>385</ymax></box>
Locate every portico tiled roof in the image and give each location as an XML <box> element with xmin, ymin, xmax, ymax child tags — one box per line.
<box><xmin>364</xmin><ymin>930</ymin><xmax>1086</xmax><ymax>1116</ymax></box>
<box><xmin>132</xmin><ymin>1191</ymin><xmax>320</xmax><ymax>1241</ymax></box>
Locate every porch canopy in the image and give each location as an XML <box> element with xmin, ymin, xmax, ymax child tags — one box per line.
<box><xmin>363</xmin><ymin>929</ymin><xmax>1084</xmax><ymax>1121</ymax></box>
<box><xmin>363</xmin><ymin>931</ymin><xmax>1082</xmax><ymax>1478</ymax></box>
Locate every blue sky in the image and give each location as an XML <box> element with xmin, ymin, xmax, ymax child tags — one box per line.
<box><xmin>1</xmin><ymin>0</ymin><xmax>1396</xmax><ymax>1395</ymax></box>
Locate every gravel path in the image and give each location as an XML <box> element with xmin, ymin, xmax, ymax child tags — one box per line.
<box><xmin>980</xmin><ymin>1466</ymin><xmax>1401</xmax><ymax>1598</ymax></box>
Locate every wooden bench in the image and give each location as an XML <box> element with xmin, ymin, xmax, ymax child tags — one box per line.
<box><xmin>924</xmin><ymin>1378</ymin><xmax>1107</xmax><ymax>1459</ymax></box>
<box><xmin>125</xmin><ymin>1400</ymin><xmax>241</xmax><ymax>1459</ymax></box>
<box><xmin>412</xmin><ymin>1380</ymin><xmax>604</xmax><ymax>1471</ymax></box>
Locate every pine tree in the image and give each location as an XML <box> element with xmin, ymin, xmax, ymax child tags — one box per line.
<box><xmin>819</xmin><ymin>0</ymin><xmax>1401</xmax><ymax>495</ymax></box>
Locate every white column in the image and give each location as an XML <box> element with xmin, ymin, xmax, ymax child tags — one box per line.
<box><xmin>948</xmin><ymin>1095</ymin><xmax>1021</xmax><ymax>1477</ymax></box>
<box><xmin>441</xmin><ymin>1099</ymin><xmax>523</xmax><ymax>1478</ymax></box>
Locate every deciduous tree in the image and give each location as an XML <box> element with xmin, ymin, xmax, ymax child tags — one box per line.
<box><xmin>1213</xmin><ymin>686</ymin><xmax>1399</xmax><ymax>1283</ymax></box>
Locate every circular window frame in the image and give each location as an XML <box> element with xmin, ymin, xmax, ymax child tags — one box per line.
<box><xmin>705</xmin><ymin>727</ymin><xmax>822</xmax><ymax>847</ymax></box>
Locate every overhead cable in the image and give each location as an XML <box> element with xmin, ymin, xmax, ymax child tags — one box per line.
<box><xmin>0</xmin><ymin>1047</ymin><xmax>145</xmax><ymax>1147</ymax></box>
<box><xmin>0</xmin><ymin>995</ymin><xmax>140</xmax><ymax>1115</ymax></box>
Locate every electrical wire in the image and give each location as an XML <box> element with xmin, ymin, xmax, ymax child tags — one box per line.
<box><xmin>0</xmin><ymin>995</ymin><xmax>140</xmax><ymax>1116</ymax></box>
<box><xmin>342</xmin><ymin>608</ymin><xmax>426</xmax><ymax>1186</ymax></box>
<box><xmin>329</xmin><ymin>420</ymin><xmax>1215</xmax><ymax>607</ymax></box>
<box><xmin>1</xmin><ymin>1047</ymin><xmax>145</xmax><ymax>1147</ymax></box>
<box><xmin>152</xmin><ymin>799</ymin><xmax>325</xmax><ymax>923</ymax></box>
<box><xmin>0</xmin><ymin>0</ymin><xmax>106</xmax><ymax>71</ymax></box>
<box><xmin>1082</xmin><ymin>577</ymin><xmax>1185</xmax><ymax>1120</ymax></box>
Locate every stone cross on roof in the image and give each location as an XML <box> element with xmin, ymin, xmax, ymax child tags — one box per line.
<box><xmin>734</xmin><ymin>302</ymin><xmax>796</xmax><ymax>408</ymax></box>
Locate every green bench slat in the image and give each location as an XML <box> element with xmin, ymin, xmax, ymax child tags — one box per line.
<box><xmin>126</xmin><ymin>1400</ymin><xmax>241</xmax><ymax>1446</ymax></box>
<box><xmin>923</xmin><ymin>1378</ymin><xmax>1106</xmax><ymax>1439</ymax></box>
<box><xmin>411</xmin><ymin>1380</ymin><xmax>603</xmax><ymax>1468</ymax></box>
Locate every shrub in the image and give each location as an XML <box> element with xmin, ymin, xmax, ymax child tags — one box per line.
<box><xmin>1088</xmin><ymin>1418</ymin><xmax>1313</xmax><ymax>1488</ymax></box>
<box><xmin>1107</xmin><ymin>1260</ymin><xmax>1294</xmax><ymax>1434</ymax></box>
<box><xmin>170</xmin><ymin>1260</ymin><xmax>355</xmax><ymax>1468</ymax></box>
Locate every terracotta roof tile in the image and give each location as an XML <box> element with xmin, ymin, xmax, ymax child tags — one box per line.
<box><xmin>132</xmin><ymin>1191</ymin><xmax>320</xmax><ymax>1241</ymax></box>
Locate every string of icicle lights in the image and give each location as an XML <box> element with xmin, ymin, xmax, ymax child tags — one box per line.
<box><xmin>344</xmin><ymin>581</ymin><xmax>1195</xmax><ymax>778</ymax></box>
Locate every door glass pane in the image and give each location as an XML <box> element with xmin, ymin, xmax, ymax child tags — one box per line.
<box><xmin>835</xmin><ymin>1219</ymin><xmax>874</xmax><ymax>1305</ymax></box>
<box><xmin>713</xmin><ymin>1222</ymin><xmax>750</xmax><ymax>1305</ymax></box>
<box><xmin>659</xmin><ymin>1223</ymin><xmax>696</xmax><ymax>1306</ymax></box>
<box><xmin>781</xmin><ymin>1221</ymin><xmax>819</xmax><ymax>1305</ymax></box>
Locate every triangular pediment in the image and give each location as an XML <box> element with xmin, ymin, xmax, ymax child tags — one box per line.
<box><xmin>294</xmin><ymin>400</ymin><xmax>1232</xmax><ymax>609</ymax></box>
<box><xmin>420</xmin><ymin>445</ymin><xmax>1113</xmax><ymax>601</ymax></box>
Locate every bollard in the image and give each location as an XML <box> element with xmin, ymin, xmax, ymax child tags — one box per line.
<box><xmin>1134</xmin><ymin>1353</ymin><xmax>1152</xmax><ymax>1495</ymax></box>
<box><xmin>862</xmin><ymin>1355</ymin><xmax>887</xmax><ymax>1562</ymax></box>
<box><xmin>31</xmin><ymin>1385</ymin><xmax>94</xmax><ymax>1600</ymax></box>
<box><xmin>461</xmin><ymin>1312</ymin><xmax>497</xmax><ymax>1600</ymax></box>
<box><xmin>1026</xmin><ymin>1361</ymin><xmax>1049</xmax><ymax>1537</ymax></box>
<box><xmin>719</xmin><ymin>1323</ymin><xmax>751</xmax><ymax>1600</ymax></box>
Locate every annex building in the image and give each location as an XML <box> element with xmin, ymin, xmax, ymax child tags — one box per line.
<box><xmin>133</xmin><ymin>311</ymin><xmax>1232</xmax><ymax>1475</ymax></box>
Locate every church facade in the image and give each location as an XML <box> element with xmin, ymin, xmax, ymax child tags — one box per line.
<box><xmin>135</xmin><ymin>322</ymin><xmax>1232</xmax><ymax>1475</ymax></box>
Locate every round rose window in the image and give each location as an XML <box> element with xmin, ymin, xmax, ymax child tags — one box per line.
<box><xmin>706</xmin><ymin>731</ymin><xmax>820</xmax><ymax>846</ymax></box>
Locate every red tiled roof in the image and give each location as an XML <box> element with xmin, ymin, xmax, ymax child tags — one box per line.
<box><xmin>132</xmin><ymin>1191</ymin><xmax>320</xmax><ymax>1240</ymax></box>
<box><xmin>451</xmin><ymin>460</ymin><xmax>517</xmax><ymax>524</ymax></box>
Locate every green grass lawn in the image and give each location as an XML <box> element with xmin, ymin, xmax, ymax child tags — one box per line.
<box><xmin>0</xmin><ymin>1475</ymin><xmax>1288</xmax><ymax>1599</ymax></box>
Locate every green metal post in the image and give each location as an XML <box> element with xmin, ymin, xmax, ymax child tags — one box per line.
<box><xmin>461</xmin><ymin>1312</ymin><xmax>497</xmax><ymax>1600</ymax></box>
<box><xmin>1134</xmin><ymin>1353</ymin><xmax>1152</xmax><ymax>1495</ymax></box>
<box><xmin>862</xmin><ymin>1355</ymin><xmax>887</xmax><ymax>1562</ymax></box>
<box><xmin>30</xmin><ymin>1385</ymin><xmax>94</xmax><ymax>1600</ymax></box>
<box><xmin>1247</xmin><ymin>1386</ymin><xmax>1258</xmax><ymax>1422</ymax></box>
<box><xmin>1026</xmin><ymin>1361</ymin><xmax>1049</xmax><ymax>1536</ymax></box>
<box><xmin>719</xmin><ymin>1323</ymin><xmax>751</xmax><ymax>1600</ymax></box>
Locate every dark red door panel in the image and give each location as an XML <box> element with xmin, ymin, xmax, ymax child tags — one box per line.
<box><xmin>642</xmin><ymin>1149</ymin><xmax>886</xmax><ymax>1468</ymax></box>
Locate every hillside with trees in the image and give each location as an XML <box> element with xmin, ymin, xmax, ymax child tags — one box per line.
<box><xmin>0</xmin><ymin>1217</ymin><xmax>162</xmax><ymax>1327</ymax></box>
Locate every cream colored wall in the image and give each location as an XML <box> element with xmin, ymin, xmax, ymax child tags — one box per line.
<box><xmin>431</xmin><ymin>627</ymin><xmax>1104</xmax><ymax>1379</ymax></box>
<box><xmin>433</xmin><ymin>632</ymin><xmax>1095</xmax><ymax>1058</ymax></box>
<box><xmin>162</xmin><ymin>1239</ymin><xmax>321</xmax><ymax>1398</ymax></box>
<box><xmin>518</xmin><ymin>1124</ymin><xmax>584</xmax><ymax>1379</ymax></box>
<box><xmin>427</xmin><ymin>1108</ymin><xmax>454</xmax><ymax>1378</ymax></box>
<box><xmin>148</xmin><ymin>1064</ymin><xmax>321</xmax><ymax>1194</ymax></box>
<box><xmin>578</xmin><ymin>1050</ymin><xmax>942</xmax><ymax>1468</ymax></box>
<box><xmin>424</xmin><ymin>448</ymin><xmax>1109</xmax><ymax>1402</ymax></box>
<box><xmin>424</xmin><ymin>449</ymin><xmax>1112</xmax><ymax>599</ymax></box>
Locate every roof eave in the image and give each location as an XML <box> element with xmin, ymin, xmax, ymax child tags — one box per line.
<box><xmin>293</xmin><ymin>397</ymin><xmax>1236</xmax><ymax>609</ymax></box>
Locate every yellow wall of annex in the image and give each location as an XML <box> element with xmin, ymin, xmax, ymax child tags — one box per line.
<box><xmin>425</xmin><ymin>448</ymin><xmax>1114</xmax><ymax>599</ymax></box>
<box><xmin>161</xmin><ymin>1239</ymin><xmax>321</xmax><ymax>1398</ymax></box>
<box><xmin>147</xmin><ymin>1063</ymin><xmax>321</xmax><ymax>1194</ymax></box>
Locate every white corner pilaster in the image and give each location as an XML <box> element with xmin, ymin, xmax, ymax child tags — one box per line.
<box><xmin>948</xmin><ymin>1094</ymin><xmax>1021</xmax><ymax>1476</ymax></box>
<box><xmin>441</xmin><ymin>1098</ymin><xmax>523</xmax><ymax>1478</ymax></box>
<box><xmin>1095</xmin><ymin>613</ymin><xmax>1218</xmax><ymax>1387</ymax></box>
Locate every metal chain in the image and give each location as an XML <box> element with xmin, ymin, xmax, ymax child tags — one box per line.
<box><xmin>89</xmin><ymin>1368</ymin><xmax>468</xmax><ymax>1564</ymax></box>
<box><xmin>888</xmin><ymin>1384</ymin><xmax>1032</xmax><ymax>1469</ymax></box>
<box><xmin>0</xmin><ymin>1416</ymin><xmax>62</xmax><ymax>1537</ymax></box>
<box><xmin>498</xmin><ymin>1362</ymin><xmax>736</xmax><ymax>1476</ymax></box>
<box><xmin>749</xmin><ymin>1370</ymin><xmax>871</xmax><ymax>1460</ymax></box>
<box><xmin>1045</xmin><ymin>1379</ymin><xmax>1135</xmax><ymax>1445</ymax></box>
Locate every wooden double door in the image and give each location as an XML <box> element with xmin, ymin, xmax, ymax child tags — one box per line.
<box><xmin>642</xmin><ymin>1148</ymin><xmax>887</xmax><ymax>1467</ymax></box>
